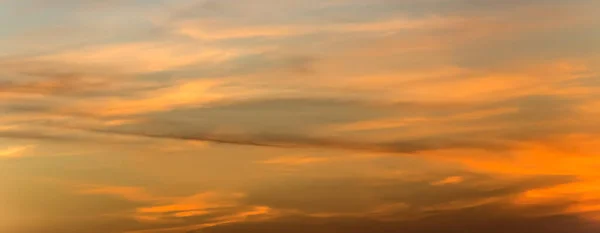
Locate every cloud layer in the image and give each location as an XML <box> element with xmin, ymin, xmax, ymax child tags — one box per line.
<box><xmin>2</xmin><ymin>0</ymin><xmax>600</xmax><ymax>232</ymax></box>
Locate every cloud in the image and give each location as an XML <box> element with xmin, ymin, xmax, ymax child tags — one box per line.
<box><xmin>0</xmin><ymin>130</ymin><xmax>75</xmax><ymax>141</ymax></box>
<box><xmin>430</xmin><ymin>176</ymin><xmax>464</xmax><ymax>186</ymax></box>
<box><xmin>71</xmin><ymin>79</ymin><xmax>238</xmax><ymax>116</ymax></box>
<box><xmin>0</xmin><ymin>145</ymin><xmax>33</xmax><ymax>158</ymax></box>
<box><xmin>53</xmin><ymin>91</ymin><xmax>592</xmax><ymax>155</ymax></box>
<box><xmin>124</xmin><ymin>206</ymin><xmax>273</xmax><ymax>233</ymax></box>
<box><xmin>73</xmin><ymin>183</ymin><xmax>266</xmax><ymax>232</ymax></box>
<box><xmin>2</xmin><ymin>0</ymin><xmax>600</xmax><ymax>233</ymax></box>
<box><xmin>70</xmin><ymin>125</ymin><xmax>507</xmax><ymax>154</ymax></box>
<box><xmin>323</xmin><ymin>60</ymin><xmax>591</xmax><ymax>103</ymax></box>
<box><xmin>0</xmin><ymin>178</ymin><xmax>148</xmax><ymax>233</ymax></box>
<box><xmin>195</xmin><ymin>204</ymin><xmax>598</xmax><ymax>233</ymax></box>
<box><xmin>327</xmin><ymin>107</ymin><xmax>518</xmax><ymax>132</ymax></box>
<box><xmin>78</xmin><ymin>185</ymin><xmax>162</xmax><ymax>203</ymax></box>
<box><xmin>0</xmin><ymin>90</ymin><xmax>580</xmax><ymax>161</ymax></box>
<box><xmin>67</xmin><ymin>170</ymin><xmax>579</xmax><ymax>233</ymax></box>
<box><xmin>32</xmin><ymin>42</ymin><xmax>250</xmax><ymax>73</ymax></box>
<box><xmin>240</xmin><ymin>174</ymin><xmax>572</xmax><ymax>214</ymax></box>
<box><xmin>171</xmin><ymin>16</ymin><xmax>459</xmax><ymax>40</ymax></box>
<box><xmin>186</xmin><ymin>173</ymin><xmax>589</xmax><ymax>233</ymax></box>
<box><xmin>0</xmin><ymin>74</ymin><xmax>111</xmax><ymax>97</ymax></box>
<box><xmin>259</xmin><ymin>155</ymin><xmax>331</xmax><ymax>166</ymax></box>
<box><xmin>2</xmin><ymin>92</ymin><xmax>594</xmax><ymax>163</ymax></box>
<box><xmin>135</xmin><ymin>192</ymin><xmax>241</xmax><ymax>217</ymax></box>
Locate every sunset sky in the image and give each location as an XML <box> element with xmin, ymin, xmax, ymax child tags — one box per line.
<box><xmin>1</xmin><ymin>0</ymin><xmax>600</xmax><ymax>232</ymax></box>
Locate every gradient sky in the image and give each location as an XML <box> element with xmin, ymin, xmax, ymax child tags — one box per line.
<box><xmin>1</xmin><ymin>0</ymin><xmax>600</xmax><ymax>232</ymax></box>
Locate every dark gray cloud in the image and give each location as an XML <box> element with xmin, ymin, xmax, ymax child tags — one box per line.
<box><xmin>444</xmin><ymin>95</ymin><xmax>597</xmax><ymax>143</ymax></box>
<box><xmin>9</xmin><ymin>167</ymin><xmax>577</xmax><ymax>233</ymax></box>
<box><xmin>85</xmin><ymin>94</ymin><xmax>587</xmax><ymax>150</ymax></box>
<box><xmin>195</xmin><ymin>205</ymin><xmax>598</xmax><ymax>233</ymax></box>
<box><xmin>188</xmin><ymin>173</ymin><xmax>590</xmax><ymax>233</ymax></box>
<box><xmin>74</xmin><ymin>125</ymin><xmax>507</xmax><ymax>154</ymax></box>
<box><xmin>4</xmin><ymin>93</ymin><xmax>592</xmax><ymax>156</ymax></box>
<box><xmin>143</xmin><ymin>98</ymin><xmax>393</xmax><ymax>131</ymax></box>
<box><xmin>241</xmin><ymin>174</ymin><xmax>572</xmax><ymax>213</ymax></box>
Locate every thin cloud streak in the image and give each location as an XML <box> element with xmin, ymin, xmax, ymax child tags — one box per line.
<box><xmin>69</xmin><ymin>125</ymin><xmax>507</xmax><ymax>154</ymax></box>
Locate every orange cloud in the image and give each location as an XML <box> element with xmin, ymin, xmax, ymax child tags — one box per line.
<box><xmin>77</xmin><ymin>184</ymin><xmax>250</xmax><ymax>225</ymax></box>
<box><xmin>68</xmin><ymin>78</ymin><xmax>265</xmax><ymax>116</ymax></box>
<box><xmin>172</xmin><ymin>16</ymin><xmax>461</xmax><ymax>40</ymax></box>
<box><xmin>135</xmin><ymin>192</ymin><xmax>244</xmax><ymax>222</ymax></box>
<box><xmin>430</xmin><ymin>176</ymin><xmax>464</xmax><ymax>186</ymax></box>
<box><xmin>328</xmin><ymin>106</ymin><xmax>518</xmax><ymax>133</ymax></box>
<box><xmin>259</xmin><ymin>155</ymin><xmax>330</xmax><ymax>166</ymax></box>
<box><xmin>78</xmin><ymin>185</ymin><xmax>162</xmax><ymax>203</ymax></box>
<box><xmin>125</xmin><ymin>206</ymin><xmax>273</xmax><ymax>233</ymax></box>
<box><xmin>208</xmin><ymin>206</ymin><xmax>272</xmax><ymax>225</ymax></box>
<box><xmin>2</xmin><ymin>1</ymin><xmax>600</xmax><ymax>232</ymax></box>
<box><xmin>421</xmin><ymin>134</ymin><xmax>600</xmax><ymax>219</ymax></box>
<box><xmin>0</xmin><ymin>145</ymin><xmax>33</xmax><ymax>158</ymax></box>
<box><xmin>34</xmin><ymin>42</ymin><xmax>248</xmax><ymax>73</ymax></box>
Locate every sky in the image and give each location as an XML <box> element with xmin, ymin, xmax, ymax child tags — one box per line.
<box><xmin>1</xmin><ymin>0</ymin><xmax>600</xmax><ymax>232</ymax></box>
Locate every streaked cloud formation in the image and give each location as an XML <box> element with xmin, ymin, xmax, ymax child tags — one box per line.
<box><xmin>1</xmin><ymin>0</ymin><xmax>600</xmax><ymax>232</ymax></box>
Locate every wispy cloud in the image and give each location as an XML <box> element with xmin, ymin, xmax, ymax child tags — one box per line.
<box><xmin>172</xmin><ymin>16</ymin><xmax>460</xmax><ymax>40</ymax></box>
<box><xmin>0</xmin><ymin>145</ymin><xmax>34</xmax><ymax>158</ymax></box>
<box><xmin>259</xmin><ymin>155</ymin><xmax>331</xmax><ymax>166</ymax></box>
<box><xmin>430</xmin><ymin>176</ymin><xmax>464</xmax><ymax>186</ymax></box>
